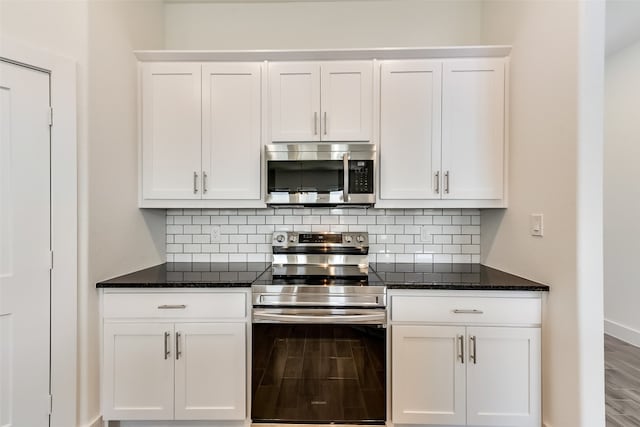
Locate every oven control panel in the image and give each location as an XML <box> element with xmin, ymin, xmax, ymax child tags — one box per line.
<box><xmin>272</xmin><ymin>231</ymin><xmax>368</xmax><ymax>247</ymax></box>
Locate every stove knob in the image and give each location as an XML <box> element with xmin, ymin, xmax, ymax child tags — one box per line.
<box><xmin>289</xmin><ymin>235</ymin><xmax>297</xmax><ymax>243</ymax></box>
<box><xmin>344</xmin><ymin>235</ymin><xmax>353</xmax><ymax>244</ymax></box>
<box><xmin>357</xmin><ymin>235</ymin><xmax>366</xmax><ymax>243</ymax></box>
<box><xmin>275</xmin><ymin>234</ymin><xmax>286</xmax><ymax>243</ymax></box>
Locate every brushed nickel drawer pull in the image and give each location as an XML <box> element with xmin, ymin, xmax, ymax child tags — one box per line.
<box><xmin>453</xmin><ymin>309</ymin><xmax>484</xmax><ymax>314</ymax></box>
<box><xmin>158</xmin><ymin>304</ymin><xmax>187</xmax><ymax>310</ymax></box>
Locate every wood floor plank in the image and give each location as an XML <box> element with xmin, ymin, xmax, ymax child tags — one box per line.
<box><xmin>606</xmin><ymin>335</ymin><xmax>640</xmax><ymax>426</ymax></box>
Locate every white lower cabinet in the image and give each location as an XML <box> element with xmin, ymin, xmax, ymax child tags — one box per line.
<box><xmin>103</xmin><ymin>322</ymin><xmax>175</xmax><ymax>420</ymax></box>
<box><xmin>390</xmin><ymin>292</ymin><xmax>541</xmax><ymax>427</ymax></box>
<box><xmin>102</xmin><ymin>291</ymin><xmax>248</xmax><ymax>422</ymax></box>
<box><xmin>174</xmin><ymin>323</ymin><xmax>246</xmax><ymax>420</ymax></box>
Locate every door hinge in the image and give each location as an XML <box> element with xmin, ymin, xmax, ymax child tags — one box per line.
<box><xmin>48</xmin><ymin>107</ymin><xmax>53</xmax><ymax>127</ymax></box>
<box><xmin>48</xmin><ymin>394</ymin><xmax>52</xmax><ymax>415</ymax></box>
<box><xmin>49</xmin><ymin>251</ymin><xmax>54</xmax><ymax>270</ymax></box>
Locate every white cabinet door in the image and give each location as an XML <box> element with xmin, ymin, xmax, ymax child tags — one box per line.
<box><xmin>202</xmin><ymin>63</ymin><xmax>262</xmax><ymax>200</ymax></box>
<box><xmin>269</xmin><ymin>62</ymin><xmax>320</xmax><ymax>142</ymax></box>
<box><xmin>379</xmin><ymin>61</ymin><xmax>442</xmax><ymax>200</ymax></box>
<box><xmin>466</xmin><ymin>327</ymin><xmax>541</xmax><ymax>427</ymax></box>
<box><xmin>321</xmin><ymin>61</ymin><xmax>372</xmax><ymax>141</ymax></box>
<box><xmin>392</xmin><ymin>325</ymin><xmax>466</xmax><ymax>425</ymax></box>
<box><xmin>141</xmin><ymin>62</ymin><xmax>202</xmax><ymax>200</ymax></box>
<box><xmin>441</xmin><ymin>58</ymin><xmax>505</xmax><ymax>200</ymax></box>
<box><xmin>103</xmin><ymin>323</ymin><xmax>174</xmax><ymax>420</ymax></box>
<box><xmin>174</xmin><ymin>323</ymin><xmax>246</xmax><ymax>420</ymax></box>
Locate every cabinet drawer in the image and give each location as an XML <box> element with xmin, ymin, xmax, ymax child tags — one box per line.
<box><xmin>390</xmin><ymin>295</ymin><xmax>540</xmax><ymax>325</ymax></box>
<box><xmin>103</xmin><ymin>292</ymin><xmax>247</xmax><ymax>319</ymax></box>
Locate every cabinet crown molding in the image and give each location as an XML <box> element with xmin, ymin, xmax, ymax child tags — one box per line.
<box><xmin>134</xmin><ymin>45</ymin><xmax>512</xmax><ymax>62</ymax></box>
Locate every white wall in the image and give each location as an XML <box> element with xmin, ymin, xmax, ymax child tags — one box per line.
<box><xmin>1</xmin><ymin>1</ymin><xmax>166</xmax><ymax>426</ymax></box>
<box><xmin>85</xmin><ymin>2</ymin><xmax>165</xmax><ymax>426</ymax></box>
<box><xmin>604</xmin><ymin>38</ymin><xmax>640</xmax><ymax>346</ymax></box>
<box><xmin>164</xmin><ymin>0</ymin><xmax>483</xmax><ymax>49</ymax></box>
<box><xmin>481</xmin><ymin>1</ymin><xmax>605</xmax><ymax>426</ymax></box>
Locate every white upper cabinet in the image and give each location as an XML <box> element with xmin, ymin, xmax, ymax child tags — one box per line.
<box><xmin>269</xmin><ymin>62</ymin><xmax>320</xmax><ymax>141</ymax></box>
<box><xmin>141</xmin><ymin>63</ymin><xmax>202</xmax><ymax>200</ymax></box>
<box><xmin>379</xmin><ymin>60</ymin><xmax>442</xmax><ymax>200</ymax></box>
<box><xmin>140</xmin><ymin>62</ymin><xmax>264</xmax><ymax>208</ymax></box>
<box><xmin>377</xmin><ymin>57</ymin><xmax>508</xmax><ymax>208</ymax></box>
<box><xmin>202</xmin><ymin>63</ymin><xmax>262</xmax><ymax>200</ymax></box>
<box><xmin>321</xmin><ymin>62</ymin><xmax>373</xmax><ymax>141</ymax></box>
<box><xmin>442</xmin><ymin>59</ymin><xmax>505</xmax><ymax>200</ymax></box>
<box><xmin>269</xmin><ymin>61</ymin><xmax>372</xmax><ymax>142</ymax></box>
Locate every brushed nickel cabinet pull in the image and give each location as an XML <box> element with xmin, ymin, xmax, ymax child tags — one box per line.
<box><xmin>444</xmin><ymin>171</ymin><xmax>450</xmax><ymax>194</ymax></box>
<box><xmin>435</xmin><ymin>171</ymin><xmax>440</xmax><ymax>194</ymax></box>
<box><xmin>314</xmin><ymin>112</ymin><xmax>318</xmax><ymax>135</ymax></box>
<box><xmin>453</xmin><ymin>309</ymin><xmax>483</xmax><ymax>314</ymax></box>
<box><xmin>193</xmin><ymin>171</ymin><xmax>198</xmax><ymax>194</ymax></box>
<box><xmin>164</xmin><ymin>331</ymin><xmax>170</xmax><ymax>360</ymax></box>
<box><xmin>324</xmin><ymin>112</ymin><xmax>327</xmax><ymax>136</ymax></box>
<box><xmin>470</xmin><ymin>335</ymin><xmax>477</xmax><ymax>364</ymax></box>
<box><xmin>203</xmin><ymin>172</ymin><xmax>208</xmax><ymax>194</ymax></box>
<box><xmin>158</xmin><ymin>304</ymin><xmax>187</xmax><ymax>310</ymax></box>
<box><xmin>458</xmin><ymin>334</ymin><xmax>464</xmax><ymax>364</ymax></box>
<box><xmin>176</xmin><ymin>332</ymin><xmax>182</xmax><ymax>360</ymax></box>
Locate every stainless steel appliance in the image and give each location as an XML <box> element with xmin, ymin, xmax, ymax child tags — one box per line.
<box><xmin>251</xmin><ymin>232</ymin><xmax>386</xmax><ymax>424</ymax></box>
<box><xmin>265</xmin><ymin>143</ymin><xmax>376</xmax><ymax>207</ymax></box>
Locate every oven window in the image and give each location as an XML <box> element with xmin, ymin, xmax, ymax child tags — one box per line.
<box><xmin>252</xmin><ymin>324</ymin><xmax>386</xmax><ymax>424</ymax></box>
<box><xmin>268</xmin><ymin>161</ymin><xmax>344</xmax><ymax>194</ymax></box>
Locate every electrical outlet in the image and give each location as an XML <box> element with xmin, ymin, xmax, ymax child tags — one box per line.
<box><xmin>421</xmin><ymin>226</ymin><xmax>431</xmax><ymax>242</ymax></box>
<box><xmin>210</xmin><ymin>225</ymin><xmax>221</xmax><ymax>243</ymax></box>
<box><xmin>530</xmin><ymin>214</ymin><xmax>543</xmax><ymax>237</ymax></box>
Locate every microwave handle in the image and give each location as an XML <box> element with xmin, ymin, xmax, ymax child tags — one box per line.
<box><xmin>343</xmin><ymin>153</ymin><xmax>350</xmax><ymax>202</ymax></box>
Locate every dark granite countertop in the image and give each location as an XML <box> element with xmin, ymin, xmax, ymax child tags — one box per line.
<box><xmin>96</xmin><ymin>262</ymin><xmax>548</xmax><ymax>292</ymax></box>
<box><xmin>371</xmin><ymin>263</ymin><xmax>549</xmax><ymax>291</ymax></box>
<box><xmin>96</xmin><ymin>262</ymin><xmax>270</xmax><ymax>288</ymax></box>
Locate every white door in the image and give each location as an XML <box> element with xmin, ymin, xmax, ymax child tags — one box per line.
<box><xmin>141</xmin><ymin>62</ymin><xmax>202</xmax><ymax>200</ymax></box>
<box><xmin>441</xmin><ymin>58</ymin><xmax>505</xmax><ymax>200</ymax></box>
<box><xmin>379</xmin><ymin>60</ymin><xmax>442</xmax><ymax>200</ymax></box>
<box><xmin>321</xmin><ymin>61</ymin><xmax>372</xmax><ymax>141</ymax></box>
<box><xmin>102</xmin><ymin>323</ymin><xmax>175</xmax><ymax>420</ymax></box>
<box><xmin>392</xmin><ymin>325</ymin><xmax>466</xmax><ymax>425</ymax></box>
<box><xmin>202</xmin><ymin>63</ymin><xmax>262</xmax><ymax>200</ymax></box>
<box><xmin>466</xmin><ymin>327</ymin><xmax>541</xmax><ymax>427</ymax></box>
<box><xmin>0</xmin><ymin>60</ymin><xmax>51</xmax><ymax>427</ymax></box>
<box><xmin>174</xmin><ymin>323</ymin><xmax>246</xmax><ymax>420</ymax></box>
<box><xmin>269</xmin><ymin>62</ymin><xmax>320</xmax><ymax>142</ymax></box>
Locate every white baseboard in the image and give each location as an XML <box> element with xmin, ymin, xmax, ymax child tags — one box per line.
<box><xmin>605</xmin><ymin>318</ymin><xmax>640</xmax><ymax>347</ymax></box>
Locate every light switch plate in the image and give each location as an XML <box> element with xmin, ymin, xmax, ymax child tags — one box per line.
<box><xmin>530</xmin><ymin>214</ymin><xmax>543</xmax><ymax>237</ymax></box>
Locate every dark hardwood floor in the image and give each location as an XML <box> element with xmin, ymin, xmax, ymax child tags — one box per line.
<box><xmin>606</xmin><ymin>334</ymin><xmax>640</xmax><ymax>426</ymax></box>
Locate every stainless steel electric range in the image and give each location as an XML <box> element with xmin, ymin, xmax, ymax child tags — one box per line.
<box><xmin>251</xmin><ymin>231</ymin><xmax>386</xmax><ymax>425</ymax></box>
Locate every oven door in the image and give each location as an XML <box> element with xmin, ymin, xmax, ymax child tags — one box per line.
<box><xmin>251</xmin><ymin>308</ymin><xmax>386</xmax><ymax>424</ymax></box>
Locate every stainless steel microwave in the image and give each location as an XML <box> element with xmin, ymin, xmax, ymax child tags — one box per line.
<box><xmin>265</xmin><ymin>143</ymin><xmax>376</xmax><ymax>207</ymax></box>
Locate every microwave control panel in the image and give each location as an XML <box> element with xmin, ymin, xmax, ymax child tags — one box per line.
<box><xmin>348</xmin><ymin>160</ymin><xmax>374</xmax><ymax>194</ymax></box>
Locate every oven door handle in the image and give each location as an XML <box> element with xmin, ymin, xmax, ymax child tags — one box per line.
<box><xmin>253</xmin><ymin>309</ymin><xmax>386</xmax><ymax>325</ymax></box>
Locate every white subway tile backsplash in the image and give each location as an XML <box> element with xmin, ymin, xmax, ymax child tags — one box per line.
<box><xmin>166</xmin><ymin>208</ymin><xmax>481</xmax><ymax>263</ymax></box>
